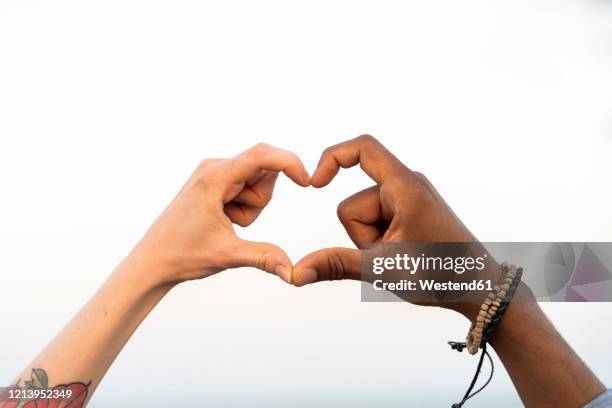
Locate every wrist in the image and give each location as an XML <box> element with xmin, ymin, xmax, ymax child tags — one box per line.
<box><xmin>487</xmin><ymin>282</ymin><xmax>537</xmax><ymax>346</ymax></box>
<box><xmin>117</xmin><ymin>245</ymin><xmax>179</xmax><ymax>293</ymax></box>
<box><xmin>447</xmin><ymin>300</ymin><xmax>482</xmax><ymax>323</ymax></box>
<box><xmin>444</xmin><ymin>254</ymin><xmax>507</xmax><ymax>322</ymax></box>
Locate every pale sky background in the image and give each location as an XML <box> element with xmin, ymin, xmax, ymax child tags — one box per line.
<box><xmin>1</xmin><ymin>1</ymin><xmax>612</xmax><ymax>407</ymax></box>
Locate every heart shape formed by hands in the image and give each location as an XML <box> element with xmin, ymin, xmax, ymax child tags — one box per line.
<box><xmin>288</xmin><ymin>134</ymin><xmax>477</xmax><ymax>287</ymax></box>
<box><xmin>136</xmin><ymin>135</ymin><xmax>476</xmax><ymax>290</ymax></box>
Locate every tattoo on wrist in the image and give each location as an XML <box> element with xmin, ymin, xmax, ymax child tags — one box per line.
<box><xmin>0</xmin><ymin>368</ymin><xmax>90</xmax><ymax>408</ymax></box>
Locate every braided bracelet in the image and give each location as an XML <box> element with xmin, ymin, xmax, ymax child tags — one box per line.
<box><xmin>448</xmin><ymin>262</ymin><xmax>524</xmax><ymax>407</ymax></box>
<box><xmin>481</xmin><ymin>265</ymin><xmax>523</xmax><ymax>346</ymax></box>
<box><xmin>466</xmin><ymin>262</ymin><xmax>519</xmax><ymax>354</ymax></box>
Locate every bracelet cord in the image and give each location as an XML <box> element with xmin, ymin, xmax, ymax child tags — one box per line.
<box><xmin>451</xmin><ymin>343</ymin><xmax>494</xmax><ymax>408</ymax></box>
<box><xmin>448</xmin><ymin>265</ymin><xmax>523</xmax><ymax>407</ymax></box>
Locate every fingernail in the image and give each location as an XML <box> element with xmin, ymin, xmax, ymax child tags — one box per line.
<box><xmin>297</xmin><ymin>268</ymin><xmax>318</xmax><ymax>286</ymax></box>
<box><xmin>275</xmin><ymin>265</ymin><xmax>291</xmax><ymax>283</ymax></box>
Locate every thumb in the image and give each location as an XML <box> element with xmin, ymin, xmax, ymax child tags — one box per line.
<box><xmin>227</xmin><ymin>238</ymin><xmax>293</xmax><ymax>283</ymax></box>
<box><xmin>293</xmin><ymin>247</ymin><xmax>361</xmax><ymax>287</ymax></box>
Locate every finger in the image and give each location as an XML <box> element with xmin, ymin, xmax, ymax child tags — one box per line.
<box><xmin>226</xmin><ymin>237</ymin><xmax>294</xmax><ymax>283</ymax></box>
<box><xmin>292</xmin><ymin>247</ymin><xmax>361</xmax><ymax>287</ymax></box>
<box><xmin>225</xmin><ymin>143</ymin><xmax>310</xmax><ymax>188</ymax></box>
<box><xmin>223</xmin><ymin>202</ymin><xmax>264</xmax><ymax>227</ymax></box>
<box><xmin>311</xmin><ymin>134</ymin><xmax>405</xmax><ymax>187</ymax></box>
<box><xmin>336</xmin><ymin>185</ymin><xmax>386</xmax><ymax>247</ymax></box>
<box><xmin>232</xmin><ymin>171</ymin><xmax>279</xmax><ymax>208</ymax></box>
<box><xmin>225</xmin><ymin>171</ymin><xmax>278</xmax><ymax>226</ymax></box>
<box><xmin>198</xmin><ymin>158</ymin><xmax>224</xmax><ymax>168</ymax></box>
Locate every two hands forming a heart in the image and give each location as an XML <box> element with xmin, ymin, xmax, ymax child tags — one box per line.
<box><xmin>12</xmin><ymin>135</ymin><xmax>602</xmax><ymax>408</ymax></box>
<box><xmin>132</xmin><ymin>134</ymin><xmax>484</xmax><ymax>316</ymax></box>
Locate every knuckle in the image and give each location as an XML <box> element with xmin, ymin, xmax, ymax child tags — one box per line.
<box><xmin>194</xmin><ymin>166</ymin><xmax>221</xmax><ymax>189</ymax></box>
<box><xmin>193</xmin><ymin>160</ymin><xmax>226</xmax><ymax>188</ymax></box>
<box><xmin>251</xmin><ymin>142</ymin><xmax>272</xmax><ymax>154</ymax></box>
<box><xmin>197</xmin><ymin>158</ymin><xmax>225</xmax><ymax>173</ymax></box>
<box><xmin>357</xmin><ymin>133</ymin><xmax>376</xmax><ymax>144</ymax></box>
<box><xmin>321</xmin><ymin>146</ymin><xmax>334</xmax><ymax>158</ymax></box>
<box><xmin>412</xmin><ymin>170</ymin><xmax>428</xmax><ymax>182</ymax></box>
<box><xmin>255</xmin><ymin>247</ymin><xmax>273</xmax><ymax>272</ymax></box>
<box><xmin>289</xmin><ymin>151</ymin><xmax>300</xmax><ymax>163</ymax></box>
<box><xmin>410</xmin><ymin>177</ymin><xmax>435</xmax><ymax>206</ymax></box>
<box><xmin>336</xmin><ymin>199</ymin><xmax>350</xmax><ymax>220</ymax></box>
<box><xmin>327</xmin><ymin>249</ymin><xmax>348</xmax><ymax>281</ymax></box>
<box><xmin>198</xmin><ymin>158</ymin><xmax>214</xmax><ymax>169</ymax></box>
<box><xmin>411</xmin><ymin>170</ymin><xmax>434</xmax><ymax>192</ymax></box>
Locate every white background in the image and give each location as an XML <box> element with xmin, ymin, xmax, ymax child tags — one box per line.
<box><xmin>1</xmin><ymin>1</ymin><xmax>612</xmax><ymax>406</ymax></box>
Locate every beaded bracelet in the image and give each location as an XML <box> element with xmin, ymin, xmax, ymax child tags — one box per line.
<box><xmin>482</xmin><ymin>265</ymin><xmax>523</xmax><ymax>346</ymax></box>
<box><xmin>448</xmin><ymin>262</ymin><xmax>523</xmax><ymax>407</ymax></box>
<box><xmin>466</xmin><ymin>262</ymin><xmax>519</xmax><ymax>355</ymax></box>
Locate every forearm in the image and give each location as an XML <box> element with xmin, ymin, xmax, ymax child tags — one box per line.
<box><xmin>5</xmin><ymin>143</ymin><xmax>306</xmax><ymax>407</ymax></box>
<box><xmin>490</xmin><ymin>287</ymin><xmax>604</xmax><ymax>407</ymax></box>
<box><xmin>12</xmin><ymin>251</ymin><xmax>173</xmax><ymax>406</ymax></box>
<box><xmin>457</xmin><ymin>284</ymin><xmax>604</xmax><ymax>407</ymax></box>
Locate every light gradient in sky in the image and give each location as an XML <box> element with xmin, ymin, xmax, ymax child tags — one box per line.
<box><xmin>1</xmin><ymin>1</ymin><xmax>611</xmax><ymax>406</ymax></box>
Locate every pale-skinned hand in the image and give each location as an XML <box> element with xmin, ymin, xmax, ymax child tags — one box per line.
<box><xmin>130</xmin><ymin>143</ymin><xmax>310</xmax><ymax>285</ymax></box>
